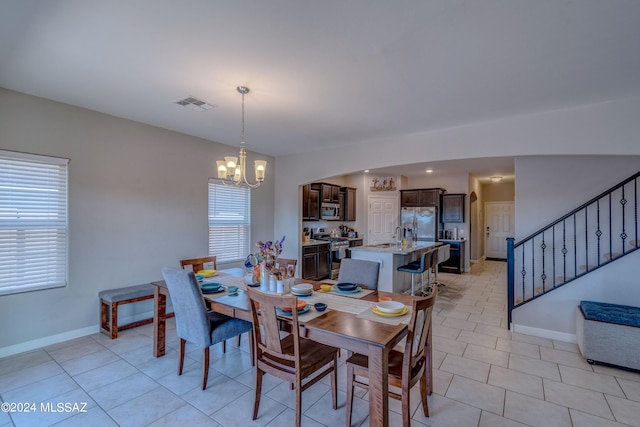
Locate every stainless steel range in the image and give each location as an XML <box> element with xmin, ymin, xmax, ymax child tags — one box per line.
<box><xmin>316</xmin><ymin>236</ymin><xmax>350</xmax><ymax>279</ymax></box>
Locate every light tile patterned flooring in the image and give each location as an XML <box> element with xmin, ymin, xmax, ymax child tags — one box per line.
<box><xmin>1</xmin><ymin>260</ymin><xmax>640</xmax><ymax>426</ymax></box>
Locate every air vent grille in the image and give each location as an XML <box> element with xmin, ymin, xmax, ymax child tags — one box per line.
<box><xmin>175</xmin><ymin>96</ymin><xmax>214</xmax><ymax>111</ymax></box>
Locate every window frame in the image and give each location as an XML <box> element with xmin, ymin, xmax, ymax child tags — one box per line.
<box><xmin>0</xmin><ymin>150</ymin><xmax>69</xmax><ymax>295</ymax></box>
<box><xmin>207</xmin><ymin>179</ymin><xmax>251</xmax><ymax>265</ymax></box>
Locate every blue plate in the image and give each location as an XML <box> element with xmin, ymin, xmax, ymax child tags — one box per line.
<box><xmin>202</xmin><ymin>287</ymin><xmax>224</xmax><ymax>294</ymax></box>
<box><xmin>332</xmin><ymin>285</ymin><xmax>361</xmax><ymax>294</ymax></box>
<box><xmin>291</xmin><ymin>291</ymin><xmax>312</xmax><ymax>297</ymax></box>
<box><xmin>336</xmin><ymin>282</ymin><xmax>358</xmax><ymax>292</ymax></box>
<box><xmin>276</xmin><ymin>305</ymin><xmax>311</xmax><ymax>317</ymax></box>
<box><xmin>201</xmin><ymin>283</ymin><xmax>222</xmax><ymax>292</ymax></box>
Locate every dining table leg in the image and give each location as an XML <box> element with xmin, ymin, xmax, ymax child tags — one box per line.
<box><xmin>367</xmin><ymin>343</ymin><xmax>389</xmax><ymax>427</ymax></box>
<box><xmin>153</xmin><ymin>286</ymin><xmax>167</xmax><ymax>357</ymax></box>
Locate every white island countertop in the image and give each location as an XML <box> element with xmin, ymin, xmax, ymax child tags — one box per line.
<box><xmin>349</xmin><ymin>241</ymin><xmax>442</xmax><ymax>293</ymax></box>
<box><xmin>349</xmin><ymin>241</ymin><xmax>442</xmax><ymax>255</ymax></box>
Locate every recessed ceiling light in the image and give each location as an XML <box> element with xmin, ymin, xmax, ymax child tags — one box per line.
<box><xmin>490</xmin><ymin>176</ymin><xmax>503</xmax><ymax>182</ymax></box>
<box><xmin>426</xmin><ymin>169</ymin><xmax>433</xmax><ymax>173</ymax></box>
<box><xmin>364</xmin><ymin>170</ymin><xmax>370</xmax><ymax>173</ymax></box>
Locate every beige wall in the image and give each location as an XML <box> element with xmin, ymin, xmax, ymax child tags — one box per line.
<box><xmin>0</xmin><ymin>88</ymin><xmax>275</xmax><ymax>353</ymax></box>
<box><xmin>482</xmin><ymin>181</ymin><xmax>514</xmax><ymax>202</ymax></box>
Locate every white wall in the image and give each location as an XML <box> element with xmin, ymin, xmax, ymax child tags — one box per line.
<box><xmin>3</xmin><ymin>87</ymin><xmax>640</xmax><ymax>352</ymax></box>
<box><xmin>275</xmin><ymin>95</ymin><xmax>640</xmax><ymax>259</ymax></box>
<box><xmin>0</xmin><ymin>88</ymin><xmax>275</xmax><ymax>353</ymax></box>
<box><xmin>511</xmin><ymin>155</ymin><xmax>640</xmax><ymax>336</ymax></box>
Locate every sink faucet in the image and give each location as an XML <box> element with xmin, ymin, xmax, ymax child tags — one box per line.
<box><xmin>394</xmin><ymin>226</ymin><xmax>402</xmax><ymax>249</ymax></box>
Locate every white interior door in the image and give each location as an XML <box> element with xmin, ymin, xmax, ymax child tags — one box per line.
<box><xmin>368</xmin><ymin>195</ymin><xmax>398</xmax><ymax>245</ymax></box>
<box><xmin>485</xmin><ymin>201</ymin><xmax>514</xmax><ymax>259</ymax></box>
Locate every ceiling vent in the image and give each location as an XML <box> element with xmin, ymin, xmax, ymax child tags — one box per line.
<box><xmin>175</xmin><ymin>96</ymin><xmax>214</xmax><ymax>111</ymax></box>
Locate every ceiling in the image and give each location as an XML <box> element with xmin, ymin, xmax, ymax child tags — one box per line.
<box><xmin>1</xmin><ymin>1</ymin><xmax>639</xmax><ymax>181</ymax></box>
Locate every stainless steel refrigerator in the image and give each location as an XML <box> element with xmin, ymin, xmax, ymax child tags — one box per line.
<box><xmin>400</xmin><ymin>207</ymin><xmax>438</xmax><ymax>241</ymax></box>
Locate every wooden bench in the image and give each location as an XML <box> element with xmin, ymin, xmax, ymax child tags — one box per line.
<box><xmin>576</xmin><ymin>300</ymin><xmax>640</xmax><ymax>371</ymax></box>
<box><xmin>100</xmin><ymin>284</ymin><xmax>173</xmax><ymax>339</ymax></box>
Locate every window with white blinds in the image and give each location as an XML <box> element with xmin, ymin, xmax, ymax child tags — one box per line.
<box><xmin>208</xmin><ymin>180</ymin><xmax>250</xmax><ymax>264</ymax></box>
<box><xmin>0</xmin><ymin>150</ymin><xmax>69</xmax><ymax>295</ymax></box>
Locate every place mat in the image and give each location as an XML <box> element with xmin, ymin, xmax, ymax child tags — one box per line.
<box><xmin>298</xmin><ymin>292</ymin><xmax>375</xmax><ymax>315</ymax></box>
<box><xmin>319</xmin><ymin>286</ymin><xmax>375</xmax><ymax>299</ymax></box>
<box><xmin>211</xmin><ymin>290</ymin><xmax>249</xmax><ymax>309</ymax></box>
<box><xmin>356</xmin><ymin>304</ymin><xmax>412</xmax><ymax>326</ymax></box>
<box><xmin>202</xmin><ymin>273</ymin><xmax>246</xmax><ymax>289</ymax></box>
<box><xmin>278</xmin><ymin>304</ymin><xmax>329</xmax><ymax>323</ymax></box>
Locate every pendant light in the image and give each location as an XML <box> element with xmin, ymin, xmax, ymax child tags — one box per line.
<box><xmin>216</xmin><ymin>86</ymin><xmax>267</xmax><ymax>188</ymax></box>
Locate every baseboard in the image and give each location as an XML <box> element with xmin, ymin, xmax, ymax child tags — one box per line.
<box><xmin>0</xmin><ymin>325</ymin><xmax>98</xmax><ymax>358</ymax></box>
<box><xmin>511</xmin><ymin>323</ymin><xmax>577</xmax><ymax>344</ymax></box>
<box><xmin>0</xmin><ymin>310</ymin><xmax>162</xmax><ymax>358</ymax></box>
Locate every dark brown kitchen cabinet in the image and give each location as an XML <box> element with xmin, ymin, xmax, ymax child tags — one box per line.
<box><xmin>340</xmin><ymin>187</ymin><xmax>357</xmax><ymax>221</ymax></box>
<box><xmin>321</xmin><ymin>184</ymin><xmax>340</xmax><ymax>203</ymax></box>
<box><xmin>401</xmin><ymin>190</ymin><xmax>419</xmax><ymax>207</ymax></box>
<box><xmin>317</xmin><ymin>244</ymin><xmax>330</xmax><ymax>279</ymax></box>
<box><xmin>440</xmin><ymin>241</ymin><xmax>465</xmax><ymax>274</ymax></box>
<box><xmin>401</xmin><ymin>189</ymin><xmax>444</xmax><ymax>207</ymax></box>
<box><xmin>302</xmin><ymin>184</ymin><xmax>320</xmax><ymax>220</ymax></box>
<box><xmin>441</xmin><ymin>194</ymin><xmax>466</xmax><ymax>223</ymax></box>
<box><xmin>302</xmin><ymin>243</ymin><xmax>330</xmax><ymax>280</ymax></box>
<box><xmin>419</xmin><ymin>189</ymin><xmax>440</xmax><ymax>206</ymax></box>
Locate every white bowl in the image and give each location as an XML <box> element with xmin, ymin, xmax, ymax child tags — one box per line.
<box><xmin>290</xmin><ymin>283</ymin><xmax>313</xmax><ymax>293</ymax></box>
<box><xmin>376</xmin><ymin>301</ymin><xmax>405</xmax><ymax>314</ymax></box>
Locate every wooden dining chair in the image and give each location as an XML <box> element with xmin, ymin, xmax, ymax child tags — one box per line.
<box><xmin>275</xmin><ymin>257</ymin><xmax>297</xmax><ymax>270</ymax></box>
<box><xmin>275</xmin><ymin>257</ymin><xmax>297</xmax><ymax>277</ymax></box>
<box><xmin>247</xmin><ymin>288</ymin><xmax>339</xmax><ymax>427</ymax></box>
<box><xmin>161</xmin><ymin>267</ymin><xmax>253</xmax><ymax>390</ymax></box>
<box><xmin>345</xmin><ymin>286</ymin><xmax>438</xmax><ymax>426</ymax></box>
<box><xmin>180</xmin><ymin>256</ymin><xmax>217</xmax><ymax>273</ymax></box>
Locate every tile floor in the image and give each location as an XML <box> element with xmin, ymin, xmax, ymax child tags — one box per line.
<box><xmin>1</xmin><ymin>260</ymin><xmax>640</xmax><ymax>426</ymax></box>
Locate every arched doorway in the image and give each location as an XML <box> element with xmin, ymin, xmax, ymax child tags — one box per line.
<box><xmin>469</xmin><ymin>191</ymin><xmax>479</xmax><ymax>264</ymax></box>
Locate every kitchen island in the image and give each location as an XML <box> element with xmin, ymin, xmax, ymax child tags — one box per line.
<box><xmin>349</xmin><ymin>241</ymin><xmax>442</xmax><ymax>293</ymax></box>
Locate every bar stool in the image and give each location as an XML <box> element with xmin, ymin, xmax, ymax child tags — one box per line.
<box><xmin>432</xmin><ymin>245</ymin><xmax>449</xmax><ymax>288</ymax></box>
<box><xmin>397</xmin><ymin>249</ymin><xmax>435</xmax><ymax>296</ymax></box>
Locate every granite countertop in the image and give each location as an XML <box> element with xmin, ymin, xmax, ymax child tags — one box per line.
<box><xmin>349</xmin><ymin>241</ymin><xmax>441</xmax><ymax>255</ymax></box>
<box><xmin>301</xmin><ymin>236</ymin><xmax>362</xmax><ymax>246</ymax></box>
<box><xmin>301</xmin><ymin>239</ymin><xmax>329</xmax><ymax>247</ymax></box>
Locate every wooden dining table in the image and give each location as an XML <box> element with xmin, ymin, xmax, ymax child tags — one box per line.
<box><xmin>150</xmin><ymin>277</ymin><xmax>424</xmax><ymax>427</ymax></box>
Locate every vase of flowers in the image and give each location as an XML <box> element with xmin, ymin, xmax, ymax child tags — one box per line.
<box><xmin>256</xmin><ymin>236</ymin><xmax>286</xmax><ymax>292</ymax></box>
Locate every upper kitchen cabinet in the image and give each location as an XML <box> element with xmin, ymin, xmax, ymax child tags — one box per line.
<box><xmin>340</xmin><ymin>187</ymin><xmax>357</xmax><ymax>221</ymax></box>
<box><xmin>400</xmin><ymin>188</ymin><xmax>445</xmax><ymax>208</ymax></box>
<box><xmin>441</xmin><ymin>193</ymin><xmax>466</xmax><ymax>223</ymax></box>
<box><xmin>321</xmin><ymin>183</ymin><xmax>340</xmax><ymax>204</ymax></box>
<box><xmin>302</xmin><ymin>184</ymin><xmax>320</xmax><ymax>220</ymax></box>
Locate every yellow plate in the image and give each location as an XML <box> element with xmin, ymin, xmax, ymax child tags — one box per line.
<box><xmin>197</xmin><ymin>269</ymin><xmax>217</xmax><ymax>277</ymax></box>
<box><xmin>372</xmin><ymin>305</ymin><xmax>408</xmax><ymax>317</ymax></box>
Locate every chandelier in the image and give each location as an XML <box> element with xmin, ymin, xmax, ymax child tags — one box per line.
<box><xmin>216</xmin><ymin>86</ymin><xmax>267</xmax><ymax>188</ymax></box>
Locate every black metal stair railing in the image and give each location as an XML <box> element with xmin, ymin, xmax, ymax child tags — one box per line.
<box><xmin>507</xmin><ymin>171</ymin><xmax>640</xmax><ymax>328</ymax></box>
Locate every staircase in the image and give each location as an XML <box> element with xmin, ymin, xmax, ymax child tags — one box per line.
<box><xmin>507</xmin><ymin>171</ymin><xmax>640</xmax><ymax>328</ymax></box>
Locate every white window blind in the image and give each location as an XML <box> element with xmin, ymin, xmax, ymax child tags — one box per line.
<box><xmin>0</xmin><ymin>150</ymin><xmax>69</xmax><ymax>295</ymax></box>
<box><xmin>208</xmin><ymin>180</ymin><xmax>250</xmax><ymax>264</ymax></box>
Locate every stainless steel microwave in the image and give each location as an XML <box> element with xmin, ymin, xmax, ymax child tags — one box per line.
<box><xmin>320</xmin><ymin>203</ymin><xmax>341</xmax><ymax>220</ymax></box>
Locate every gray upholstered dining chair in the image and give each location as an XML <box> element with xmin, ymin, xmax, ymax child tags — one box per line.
<box><xmin>161</xmin><ymin>267</ymin><xmax>253</xmax><ymax>390</ymax></box>
<box><xmin>337</xmin><ymin>258</ymin><xmax>380</xmax><ymax>290</ymax></box>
